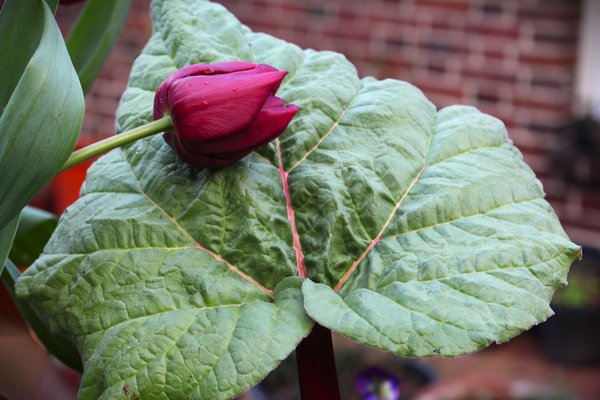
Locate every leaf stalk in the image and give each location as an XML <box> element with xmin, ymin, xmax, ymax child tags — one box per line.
<box><xmin>296</xmin><ymin>324</ymin><xmax>341</xmax><ymax>400</ymax></box>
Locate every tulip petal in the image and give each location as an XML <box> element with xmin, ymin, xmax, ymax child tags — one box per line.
<box><xmin>164</xmin><ymin>130</ymin><xmax>251</xmax><ymax>168</ymax></box>
<box><xmin>168</xmin><ymin>70</ymin><xmax>288</xmax><ymax>145</ymax></box>
<box><xmin>263</xmin><ymin>95</ymin><xmax>285</xmax><ymax>108</ymax></box>
<box><xmin>197</xmin><ymin>100</ymin><xmax>299</xmax><ymax>155</ymax></box>
<box><xmin>153</xmin><ymin>62</ymin><xmax>256</xmax><ymax>120</ymax></box>
<box><xmin>247</xmin><ymin>64</ymin><xmax>279</xmax><ymax>75</ymax></box>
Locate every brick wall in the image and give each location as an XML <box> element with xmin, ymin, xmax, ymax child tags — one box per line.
<box><xmin>55</xmin><ymin>0</ymin><xmax>153</xmax><ymax>142</ymax></box>
<box><xmin>56</xmin><ymin>0</ymin><xmax>600</xmax><ymax>248</ymax></box>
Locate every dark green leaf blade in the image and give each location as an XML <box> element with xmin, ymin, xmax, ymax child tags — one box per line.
<box><xmin>0</xmin><ymin>0</ymin><xmax>84</xmax><ymax>229</ymax></box>
<box><xmin>9</xmin><ymin>206</ymin><xmax>57</xmax><ymax>266</ymax></box>
<box><xmin>66</xmin><ymin>0</ymin><xmax>132</xmax><ymax>94</ymax></box>
<box><xmin>0</xmin><ymin>215</ymin><xmax>20</xmax><ymax>275</ymax></box>
<box><xmin>45</xmin><ymin>0</ymin><xmax>58</xmax><ymax>13</ymax></box>
<box><xmin>0</xmin><ymin>0</ymin><xmax>44</xmax><ymax>114</ymax></box>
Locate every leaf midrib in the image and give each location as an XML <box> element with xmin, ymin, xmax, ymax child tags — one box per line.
<box><xmin>276</xmin><ymin>138</ymin><xmax>305</xmax><ymax>278</ymax></box>
<box><xmin>332</xmin><ymin>129</ymin><xmax>434</xmax><ymax>292</ymax></box>
<box><xmin>381</xmin><ymin>196</ymin><xmax>543</xmax><ymax>241</ymax></box>
<box><xmin>83</xmin><ymin>303</ymin><xmax>243</xmax><ymax>338</ymax></box>
<box><xmin>119</xmin><ymin>148</ymin><xmax>274</xmax><ymax>297</ymax></box>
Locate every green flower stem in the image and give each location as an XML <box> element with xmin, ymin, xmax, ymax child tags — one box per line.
<box><xmin>1</xmin><ymin>259</ymin><xmax>83</xmax><ymax>372</ymax></box>
<box><xmin>60</xmin><ymin>116</ymin><xmax>172</xmax><ymax>172</ymax></box>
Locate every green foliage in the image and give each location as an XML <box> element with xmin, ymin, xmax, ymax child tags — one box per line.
<box><xmin>552</xmin><ymin>262</ymin><xmax>600</xmax><ymax>308</ymax></box>
<box><xmin>0</xmin><ymin>0</ymin><xmax>84</xmax><ymax>229</ymax></box>
<box><xmin>67</xmin><ymin>0</ymin><xmax>132</xmax><ymax>94</ymax></box>
<box><xmin>9</xmin><ymin>206</ymin><xmax>58</xmax><ymax>267</ymax></box>
<box><xmin>2</xmin><ymin>259</ymin><xmax>82</xmax><ymax>371</ymax></box>
<box><xmin>45</xmin><ymin>0</ymin><xmax>59</xmax><ymax>13</ymax></box>
<box><xmin>301</xmin><ymin>103</ymin><xmax>582</xmax><ymax>356</ymax></box>
<box><xmin>16</xmin><ymin>0</ymin><xmax>580</xmax><ymax>398</ymax></box>
<box><xmin>0</xmin><ymin>215</ymin><xmax>19</xmax><ymax>275</ymax></box>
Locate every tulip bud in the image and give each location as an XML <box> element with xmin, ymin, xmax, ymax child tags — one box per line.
<box><xmin>153</xmin><ymin>62</ymin><xmax>299</xmax><ymax>168</ymax></box>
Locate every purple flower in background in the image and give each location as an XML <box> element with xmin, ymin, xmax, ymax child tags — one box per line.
<box><xmin>154</xmin><ymin>61</ymin><xmax>298</xmax><ymax>168</ymax></box>
<box><xmin>356</xmin><ymin>366</ymin><xmax>401</xmax><ymax>400</ymax></box>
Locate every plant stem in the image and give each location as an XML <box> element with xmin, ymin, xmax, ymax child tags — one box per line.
<box><xmin>60</xmin><ymin>116</ymin><xmax>172</xmax><ymax>172</ymax></box>
<box><xmin>296</xmin><ymin>324</ymin><xmax>341</xmax><ymax>400</ymax></box>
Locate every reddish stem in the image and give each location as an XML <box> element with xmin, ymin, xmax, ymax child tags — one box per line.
<box><xmin>296</xmin><ymin>324</ymin><xmax>341</xmax><ymax>400</ymax></box>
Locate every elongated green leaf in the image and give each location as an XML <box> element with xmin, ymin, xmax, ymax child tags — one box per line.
<box><xmin>0</xmin><ymin>215</ymin><xmax>20</xmax><ymax>275</ymax></box>
<box><xmin>16</xmin><ymin>0</ymin><xmax>580</xmax><ymax>398</ymax></box>
<box><xmin>9</xmin><ymin>206</ymin><xmax>57</xmax><ymax>266</ymax></box>
<box><xmin>67</xmin><ymin>0</ymin><xmax>132</xmax><ymax>94</ymax></box>
<box><xmin>0</xmin><ymin>0</ymin><xmax>44</xmax><ymax>112</ymax></box>
<box><xmin>0</xmin><ymin>0</ymin><xmax>84</xmax><ymax>229</ymax></box>
<box><xmin>45</xmin><ymin>0</ymin><xmax>58</xmax><ymax>13</ymax></box>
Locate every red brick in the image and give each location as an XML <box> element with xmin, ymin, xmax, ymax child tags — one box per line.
<box><xmin>519</xmin><ymin>48</ymin><xmax>577</xmax><ymax>67</ymax></box>
<box><xmin>563</xmin><ymin>226</ymin><xmax>600</xmax><ymax>248</ymax></box>
<box><xmin>512</xmin><ymin>96</ymin><xmax>571</xmax><ymax>112</ymax></box>
<box><xmin>560</xmin><ymin>213</ymin><xmax>600</xmax><ymax>232</ymax></box>
<box><xmin>416</xmin><ymin>0</ymin><xmax>471</xmax><ymax>12</ymax></box>
<box><xmin>517</xmin><ymin>0</ymin><xmax>580</xmax><ymax>20</ymax></box>
<box><xmin>465</xmin><ymin>22</ymin><xmax>521</xmax><ymax>40</ymax></box>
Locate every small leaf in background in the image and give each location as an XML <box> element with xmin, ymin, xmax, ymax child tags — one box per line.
<box><xmin>9</xmin><ymin>207</ymin><xmax>57</xmax><ymax>267</ymax></box>
<box><xmin>66</xmin><ymin>0</ymin><xmax>132</xmax><ymax>94</ymax></box>
<box><xmin>16</xmin><ymin>0</ymin><xmax>581</xmax><ymax>398</ymax></box>
<box><xmin>0</xmin><ymin>0</ymin><xmax>84</xmax><ymax>230</ymax></box>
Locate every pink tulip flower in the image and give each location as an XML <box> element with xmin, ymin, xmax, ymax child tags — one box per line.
<box><xmin>154</xmin><ymin>62</ymin><xmax>298</xmax><ymax>168</ymax></box>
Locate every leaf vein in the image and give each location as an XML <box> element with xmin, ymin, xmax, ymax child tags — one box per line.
<box><xmin>341</xmin><ymin>297</ymin><xmax>405</xmax><ymax>346</ymax></box>
<box><xmin>426</xmin><ymin>143</ymin><xmax>505</xmax><ymax>168</ymax></box>
<box><xmin>276</xmin><ymin>139</ymin><xmax>305</xmax><ymax>277</ymax></box>
<box><xmin>380</xmin><ymin>293</ymin><xmax>474</xmax><ymax>332</ymax></box>
<box><xmin>51</xmin><ymin>247</ymin><xmax>195</xmax><ymax>257</ymax></box>
<box><xmin>187</xmin><ymin>308</ymin><xmax>243</xmax><ymax>396</ymax></box>
<box><xmin>378</xmin><ymin>251</ymin><xmax>566</xmax><ymax>301</ymax></box>
<box><xmin>334</xmin><ymin>132</ymin><xmax>434</xmax><ymax>292</ymax></box>
<box><xmin>97</xmin><ymin>311</ymin><xmax>198</xmax><ymax>395</ymax></box>
<box><xmin>117</xmin><ymin>149</ymin><xmax>274</xmax><ymax>297</ymax></box>
<box><xmin>84</xmin><ymin>304</ymin><xmax>243</xmax><ymax>338</ymax></box>
<box><xmin>381</xmin><ymin>196</ymin><xmax>541</xmax><ymax>241</ymax></box>
<box><xmin>287</xmin><ymin>89</ymin><xmax>359</xmax><ymax>172</ymax></box>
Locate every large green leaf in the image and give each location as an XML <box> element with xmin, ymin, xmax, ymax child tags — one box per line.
<box><xmin>67</xmin><ymin>0</ymin><xmax>132</xmax><ymax>94</ymax></box>
<box><xmin>0</xmin><ymin>0</ymin><xmax>84</xmax><ymax>229</ymax></box>
<box><xmin>17</xmin><ymin>0</ymin><xmax>580</xmax><ymax>398</ymax></box>
<box><xmin>302</xmin><ymin>106</ymin><xmax>582</xmax><ymax>356</ymax></box>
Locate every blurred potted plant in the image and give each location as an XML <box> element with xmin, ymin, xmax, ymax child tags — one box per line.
<box><xmin>541</xmin><ymin>247</ymin><xmax>600</xmax><ymax>365</ymax></box>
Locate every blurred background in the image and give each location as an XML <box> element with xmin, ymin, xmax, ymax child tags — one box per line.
<box><xmin>2</xmin><ymin>0</ymin><xmax>599</xmax><ymax>399</ymax></box>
